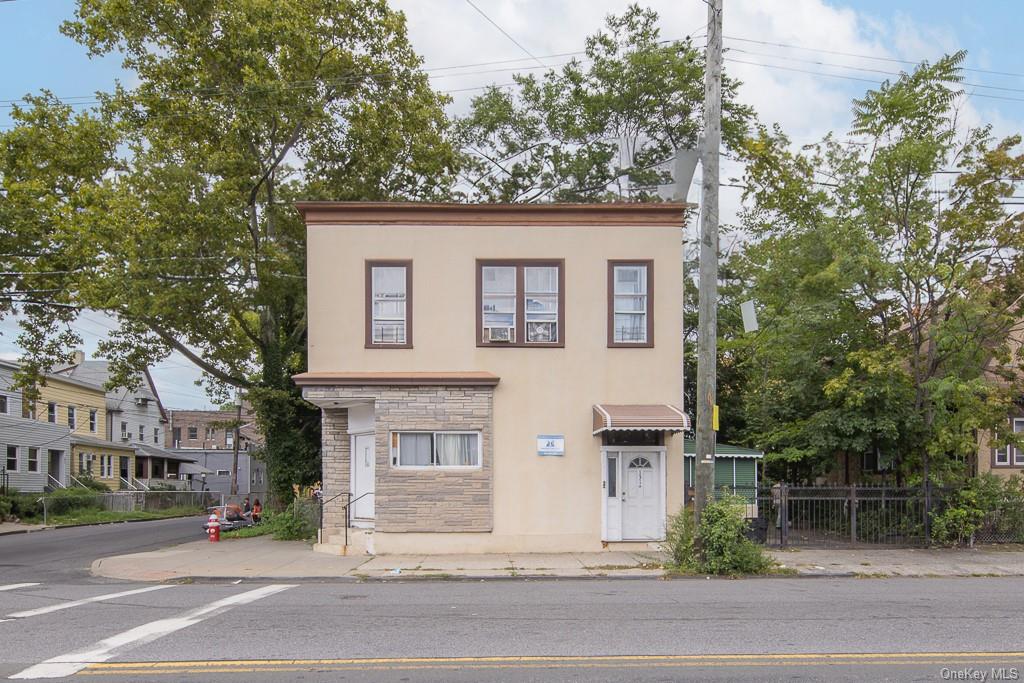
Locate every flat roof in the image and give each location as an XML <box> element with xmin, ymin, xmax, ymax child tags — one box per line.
<box><xmin>295</xmin><ymin>201</ymin><xmax>693</xmax><ymax>227</ymax></box>
<box><xmin>294</xmin><ymin>371</ymin><xmax>500</xmax><ymax>387</ymax></box>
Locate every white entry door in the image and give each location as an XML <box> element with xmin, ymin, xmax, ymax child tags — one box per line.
<box><xmin>621</xmin><ymin>452</ymin><xmax>662</xmax><ymax>540</ymax></box>
<box><xmin>352</xmin><ymin>433</ymin><xmax>375</xmax><ymax>520</ymax></box>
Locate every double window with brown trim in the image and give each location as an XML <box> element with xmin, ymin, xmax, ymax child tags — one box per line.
<box><xmin>366</xmin><ymin>260</ymin><xmax>413</xmax><ymax>348</ymax></box>
<box><xmin>362</xmin><ymin>257</ymin><xmax>655</xmax><ymax>349</ymax></box>
<box><xmin>477</xmin><ymin>259</ymin><xmax>564</xmax><ymax>347</ymax></box>
<box><xmin>608</xmin><ymin>260</ymin><xmax>654</xmax><ymax>347</ymax></box>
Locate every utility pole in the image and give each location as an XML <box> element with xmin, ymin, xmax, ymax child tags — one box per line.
<box><xmin>230</xmin><ymin>392</ymin><xmax>241</xmax><ymax>496</ymax></box>
<box><xmin>694</xmin><ymin>0</ymin><xmax>722</xmax><ymax>522</ymax></box>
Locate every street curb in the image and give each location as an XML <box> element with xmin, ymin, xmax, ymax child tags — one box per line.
<box><xmin>0</xmin><ymin>513</ymin><xmax>203</xmax><ymax>536</ymax></box>
<box><xmin>98</xmin><ymin>570</ymin><xmax>1024</xmax><ymax>584</ymax></box>
<box><xmin>0</xmin><ymin>527</ymin><xmax>47</xmax><ymax>537</ymax></box>
<box><xmin>90</xmin><ymin>569</ymin><xmax>880</xmax><ymax>584</ymax></box>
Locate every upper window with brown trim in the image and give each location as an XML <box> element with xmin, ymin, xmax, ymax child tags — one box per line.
<box><xmin>994</xmin><ymin>417</ymin><xmax>1024</xmax><ymax>468</ymax></box>
<box><xmin>608</xmin><ymin>260</ymin><xmax>653</xmax><ymax>347</ymax></box>
<box><xmin>366</xmin><ymin>260</ymin><xmax>412</xmax><ymax>348</ymax></box>
<box><xmin>477</xmin><ymin>260</ymin><xmax>564</xmax><ymax>347</ymax></box>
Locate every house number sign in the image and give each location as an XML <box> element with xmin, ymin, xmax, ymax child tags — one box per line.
<box><xmin>537</xmin><ymin>435</ymin><xmax>565</xmax><ymax>456</ymax></box>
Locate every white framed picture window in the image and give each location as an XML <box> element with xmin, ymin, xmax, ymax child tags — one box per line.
<box><xmin>390</xmin><ymin>431</ymin><xmax>481</xmax><ymax>468</ymax></box>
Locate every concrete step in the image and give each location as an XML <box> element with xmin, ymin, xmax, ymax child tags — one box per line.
<box><xmin>321</xmin><ymin>528</ymin><xmax>374</xmax><ymax>555</ymax></box>
<box><xmin>312</xmin><ymin>542</ymin><xmax>348</xmax><ymax>556</ymax></box>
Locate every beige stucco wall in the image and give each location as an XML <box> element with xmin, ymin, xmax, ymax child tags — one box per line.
<box><xmin>306</xmin><ymin>221</ymin><xmax>685</xmax><ymax>551</ymax></box>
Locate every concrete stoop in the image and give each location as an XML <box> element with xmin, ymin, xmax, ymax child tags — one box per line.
<box><xmin>314</xmin><ymin>528</ymin><xmax>374</xmax><ymax>556</ymax></box>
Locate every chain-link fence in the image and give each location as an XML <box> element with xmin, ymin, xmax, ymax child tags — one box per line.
<box><xmin>38</xmin><ymin>490</ymin><xmax>221</xmax><ymax>523</ymax></box>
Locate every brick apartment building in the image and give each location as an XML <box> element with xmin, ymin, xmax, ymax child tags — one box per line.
<box><xmin>165</xmin><ymin>408</ymin><xmax>262</xmax><ymax>451</ymax></box>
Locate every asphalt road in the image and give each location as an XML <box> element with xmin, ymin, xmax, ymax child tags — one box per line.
<box><xmin>1</xmin><ymin>570</ymin><xmax>1023</xmax><ymax>681</ymax></box>
<box><xmin>0</xmin><ymin>516</ymin><xmax>204</xmax><ymax>582</ymax></box>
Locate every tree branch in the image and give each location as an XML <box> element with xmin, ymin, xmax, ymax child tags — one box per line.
<box><xmin>142</xmin><ymin>317</ymin><xmax>251</xmax><ymax>388</ymax></box>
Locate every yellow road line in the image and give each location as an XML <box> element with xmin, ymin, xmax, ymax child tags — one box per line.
<box><xmin>79</xmin><ymin>652</ymin><xmax>1024</xmax><ymax>675</ymax></box>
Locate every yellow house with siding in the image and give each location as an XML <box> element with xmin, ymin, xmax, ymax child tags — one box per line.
<box><xmin>33</xmin><ymin>374</ymin><xmax>107</xmax><ymax>440</ymax></box>
<box><xmin>32</xmin><ymin>373</ymin><xmax>136</xmax><ymax>489</ymax></box>
<box><xmin>69</xmin><ymin>435</ymin><xmax>137</xmax><ymax>490</ymax></box>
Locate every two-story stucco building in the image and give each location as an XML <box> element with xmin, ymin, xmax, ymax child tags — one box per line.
<box><xmin>295</xmin><ymin>202</ymin><xmax>691</xmax><ymax>555</ymax></box>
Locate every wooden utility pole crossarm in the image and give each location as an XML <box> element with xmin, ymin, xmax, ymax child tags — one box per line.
<box><xmin>694</xmin><ymin>0</ymin><xmax>723</xmax><ymax>522</ymax></box>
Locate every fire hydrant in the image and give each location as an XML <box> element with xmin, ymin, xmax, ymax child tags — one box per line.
<box><xmin>207</xmin><ymin>514</ymin><xmax>220</xmax><ymax>543</ymax></box>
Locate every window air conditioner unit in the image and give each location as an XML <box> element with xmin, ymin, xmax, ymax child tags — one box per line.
<box><xmin>120</xmin><ymin>434</ymin><xmax>130</xmax><ymax>442</ymax></box>
<box><xmin>135</xmin><ymin>397</ymin><xmax>148</xmax><ymax>406</ymax></box>
<box><xmin>486</xmin><ymin>327</ymin><xmax>513</xmax><ymax>342</ymax></box>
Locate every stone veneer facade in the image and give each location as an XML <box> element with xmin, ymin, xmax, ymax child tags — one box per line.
<box><xmin>310</xmin><ymin>384</ymin><xmax>494</xmax><ymax>534</ymax></box>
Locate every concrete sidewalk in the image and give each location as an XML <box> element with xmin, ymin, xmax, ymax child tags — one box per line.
<box><xmin>90</xmin><ymin>536</ymin><xmax>1024</xmax><ymax>582</ymax></box>
<box><xmin>773</xmin><ymin>546</ymin><xmax>1024</xmax><ymax>577</ymax></box>
<box><xmin>0</xmin><ymin>522</ymin><xmax>46</xmax><ymax>536</ymax></box>
<box><xmin>91</xmin><ymin>536</ymin><xmax>665</xmax><ymax>581</ymax></box>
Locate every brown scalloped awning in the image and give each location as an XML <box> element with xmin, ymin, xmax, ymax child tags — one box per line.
<box><xmin>293</xmin><ymin>371</ymin><xmax>500</xmax><ymax>387</ymax></box>
<box><xmin>593</xmin><ymin>404</ymin><xmax>690</xmax><ymax>434</ymax></box>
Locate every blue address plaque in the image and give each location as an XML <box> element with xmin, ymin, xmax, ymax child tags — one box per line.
<box><xmin>537</xmin><ymin>435</ymin><xmax>565</xmax><ymax>456</ymax></box>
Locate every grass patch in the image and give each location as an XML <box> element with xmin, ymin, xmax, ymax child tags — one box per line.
<box><xmin>50</xmin><ymin>506</ymin><xmax>202</xmax><ymax>526</ymax></box>
<box><xmin>219</xmin><ymin>506</ymin><xmax>316</xmax><ymax>542</ymax></box>
<box><xmin>221</xmin><ymin>524</ymin><xmax>273</xmax><ymax>539</ymax></box>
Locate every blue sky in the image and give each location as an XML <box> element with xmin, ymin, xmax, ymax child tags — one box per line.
<box><xmin>1</xmin><ymin>0</ymin><xmax>1021</xmax><ymax>408</ymax></box>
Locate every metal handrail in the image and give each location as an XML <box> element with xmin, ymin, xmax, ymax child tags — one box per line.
<box><xmin>46</xmin><ymin>474</ymin><xmax>65</xmax><ymax>490</ymax></box>
<box><xmin>119</xmin><ymin>476</ymin><xmax>137</xmax><ymax>491</ymax></box>
<box><xmin>317</xmin><ymin>492</ymin><xmax>374</xmax><ymax>548</ymax></box>
<box><xmin>67</xmin><ymin>474</ymin><xmax>88</xmax><ymax>489</ymax></box>
<box><xmin>131</xmin><ymin>477</ymin><xmax>150</xmax><ymax>491</ymax></box>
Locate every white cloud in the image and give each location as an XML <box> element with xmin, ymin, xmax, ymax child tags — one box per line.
<box><xmin>393</xmin><ymin>0</ymin><xmax>1022</xmax><ymax>231</ymax></box>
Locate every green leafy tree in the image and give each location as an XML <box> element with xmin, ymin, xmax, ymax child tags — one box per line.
<box><xmin>736</xmin><ymin>53</ymin><xmax>1024</xmax><ymax>483</ymax></box>
<box><xmin>455</xmin><ymin>4</ymin><xmax>753</xmax><ymax>202</ymax></box>
<box><xmin>0</xmin><ymin>0</ymin><xmax>457</xmax><ymax>500</ymax></box>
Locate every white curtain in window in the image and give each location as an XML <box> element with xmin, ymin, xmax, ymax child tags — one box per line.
<box><xmin>435</xmin><ymin>433</ymin><xmax>478</xmax><ymax>466</ymax></box>
<box><xmin>399</xmin><ymin>433</ymin><xmax>433</xmax><ymax>466</ymax></box>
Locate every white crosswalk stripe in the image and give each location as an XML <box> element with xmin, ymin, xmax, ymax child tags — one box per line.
<box><xmin>0</xmin><ymin>584</ymin><xmax>40</xmax><ymax>592</ymax></box>
<box><xmin>9</xmin><ymin>583</ymin><xmax>296</xmax><ymax>679</ymax></box>
<box><xmin>5</xmin><ymin>585</ymin><xmax>171</xmax><ymax>619</ymax></box>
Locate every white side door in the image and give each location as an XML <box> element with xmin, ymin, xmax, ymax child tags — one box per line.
<box><xmin>621</xmin><ymin>452</ymin><xmax>661</xmax><ymax>540</ymax></box>
<box><xmin>352</xmin><ymin>433</ymin><xmax>375</xmax><ymax>520</ymax></box>
<box><xmin>602</xmin><ymin>451</ymin><xmax>622</xmax><ymax>541</ymax></box>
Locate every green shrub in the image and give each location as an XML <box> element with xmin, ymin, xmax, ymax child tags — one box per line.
<box><xmin>45</xmin><ymin>488</ymin><xmax>104</xmax><ymax>516</ymax></box>
<box><xmin>698</xmin><ymin>494</ymin><xmax>773</xmax><ymax>575</ymax></box>
<box><xmin>931</xmin><ymin>474</ymin><xmax>1024</xmax><ymax>545</ymax></box>
<box><xmin>270</xmin><ymin>504</ymin><xmax>317</xmax><ymax>541</ymax></box>
<box><xmin>0</xmin><ymin>496</ymin><xmax>12</xmax><ymax>521</ymax></box>
<box><xmin>663</xmin><ymin>508</ymin><xmax>698</xmax><ymax>571</ymax></box>
<box><xmin>10</xmin><ymin>494</ymin><xmax>43</xmax><ymax>521</ymax></box>
<box><xmin>74</xmin><ymin>476</ymin><xmax>110</xmax><ymax>492</ymax></box>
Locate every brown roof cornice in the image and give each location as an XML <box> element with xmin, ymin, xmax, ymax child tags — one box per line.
<box><xmin>293</xmin><ymin>371</ymin><xmax>500</xmax><ymax>387</ymax></box>
<box><xmin>294</xmin><ymin>201</ymin><xmax>693</xmax><ymax>226</ymax></box>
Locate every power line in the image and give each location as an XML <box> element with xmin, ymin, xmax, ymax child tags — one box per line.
<box><xmin>464</xmin><ymin>0</ymin><xmax>546</xmax><ymax>69</ymax></box>
<box><xmin>727</xmin><ymin>47</ymin><xmax>1024</xmax><ymax>95</ymax></box>
<box><xmin>724</xmin><ymin>57</ymin><xmax>1024</xmax><ymax>104</ymax></box>
<box><xmin>723</xmin><ymin>34</ymin><xmax>1024</xmax><ymax>80</ymax></box>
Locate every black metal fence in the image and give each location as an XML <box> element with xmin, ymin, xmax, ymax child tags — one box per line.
<box><xmin>713</xmin><ymin>484</ymin><xmax>1024</xmax><ymax>547</ymax></box>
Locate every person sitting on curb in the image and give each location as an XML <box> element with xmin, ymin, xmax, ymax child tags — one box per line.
<box><xmin>252</xmin><ymin>499</ymin><xmax>263</xmax><ymax>524</ymax></box>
